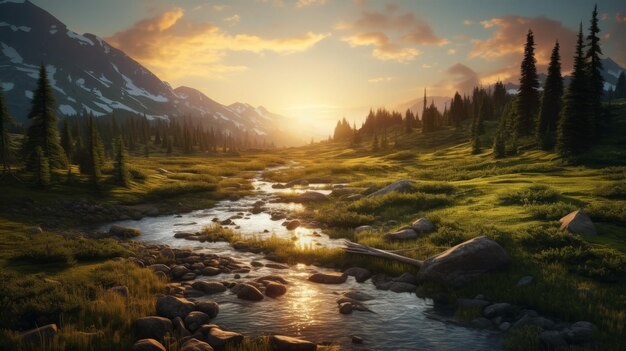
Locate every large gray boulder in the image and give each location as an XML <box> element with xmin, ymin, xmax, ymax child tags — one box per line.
<box><xmin>411</xmin><ymin>218</ymin><xmax>435</xmax><ymax>233</ymax></box>
<box><xmin>196</xmin><ymin>301</ymin><xmax>219</xmax><ymax>319</ymax></box>
<box><xmin>559</xmin><ymin>210</ymin><xmax>597</xmax><ymax>236</ymax></box>
<box><xmin>156</xmin><ymin>295</ymin><xmax>195</xmax><ymax>319</ymax></box>
<box><xmin>368</xmin><ymin>180</ymin><xmax>413</xmax><ymax>197</ymax></box>
<box><xmin>269</xmin><ymin>335</ymin><xmax>317</xmax><ymax>351</ymax></box>
<box><xmin>235</xmin><ymin>283</ymin><xmax>264</xmax><ymax>301</ymax></box>
<box><xmin>384</xmin><ymin>228</ymin><xmax>418</xmax><ymax>241</ymax></box>
<box><xmin>133</xmin><ymin>316</ymin><xmax>173</xmax><ymax>341</ymax></box>
<box><xmin>416</xmin><ymin>236</ymin><xmax>511</xmax><ymax>287</ymax></box>
<box><xmin>308</xmin><ymin>272</ymin><xmax>347</xmax><ymax>284</ymax></box>
<box><xmin>343</xmin><ymin>267</ymin><xmax>371</xmax><ymax>282</ymax></box>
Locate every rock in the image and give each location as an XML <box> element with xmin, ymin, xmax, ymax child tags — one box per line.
<box><xmin>156</xmin><ymin>295</ymin><xmax>195</xmax><ymax>320</ymax></box>
<box><xmin>269</xmin><ymin>335</ymin><xmax>316</xmax><ymax>351</ymax></box>
<box><xmin>181</xmin><ymin>338</ymin><xmax>214</xmax><ymax>351</ymax></box>
<box><xmin>370</xmin><ymin>274</ymin><xmax>393</xmax><ymax>290</ymax></box>
<box><xmin>339</xmin><ymin>302</ymin><xmax>353</xmax><ymax>314</ymax></box>
<box><xmin>516</xmin><ymin>276</ymin><xmax>533</xmax><ymax>287</ymax></box>
<box><xmin>236</xmin><ymin>283</ymin><xmax>264</xmax><ymax>301</ymax></box>
<box><xmin>456</xmin><ymin>298</ymin><xmax>490</xmax><ymax>309</ymax></box>
<box><xmin>483</xmin><ymin>303</ymin><xmax>516</xmax><ymax>318</ymax></box>
<box><xmin>285</xmin><ymin>179</ymin><xmax>309</xmax><ymax>187</ymax></box>
<box><xmin>250</xmin><ymin>261</ymin><xmax>264</xmax><ymax>267</ymax></box>
<box><xmin>384</xmin><ymin>228</ymin><xmax>418</xmax><ymax>241</ymax></box>
<box><xmin>180</xmin><ymin>272</ymin><xmax>197</xmax><ymax>281</ymax></box>
<box><xmin>160</xmin><ymin>248</ymin><xmax>176</xmax><ymax>260</ymax></box>
<box><xmin>154</xmin><ymin>271</ymin><xmax>168</xmax><ymax>280</ymax></box>
<box><xmin>540</xmin><ymin>331</ymin><xmax>567</xmax><ymax>348</ymax></box>
<box><xmin>175</xmin><ymin>232</ymin><xmax>196</xmax><ymax>239</ymax></box>
<box><xmin>26</xmin><ymin>226</ymin><xmax>43</xmax><ymax>235</ymax></box>
<box><xmin>393</xmin><ymin>272</ymin><xmax>417</xmax><ymax>285</ymax></box>
<box><xmin>352</xmin><ymin>335</ymin><xmax>363</xmax><ymax>344</ymax></box>
<box><xmin>257</xmin><ymin>275</ymin><xmax>289</xmax><ymax>285</ymax></box>
<box><xmin>295</xmin><ymin>191</ymin><xmax>328</xmax><ymax>202</ymax></box>
<box><xmin>272</xmin><ymin>183</ymin><xmax>286</xmax><ymax>189</ymax></box>
<box><xmin>343</xmin><ymin>291</ymin><xmax>375</xmax><ymax>301</ymax></box>
<box><xmin>108</xmin><ymin>225</ymin><xmax>141</xmax><ymax>238</ymax></box>
<box><xmin>149</xmin><ymin>264</ymin><xmax>171</xmax><ymax>274</ymax></box>
<box><xmin>285</xmin><ymin>220</ymin><xmax>301</xmax><ymax>230</ymax></box>
<box><xmin>172</xmin><ymin>316</ymin><xmax>191</xmax><ymax>337</ymax></box>
<box><xmin>192</xmin><ymin>281</ymin><xmax>227</xmax><ymax>294</ymax></box>
<box><xmin>499</xmin><ymin>322</ymin><xmax>511</xmax><ymax>331</ymax></box>
<box><xmin>132</xmin><ymin>339</ymin><xmax>167</xmax><ymax>351</ymax></box>
<box><xmin>133</xmin><ymin>316</ymin><xmax>173</xmax><ymax>341</ymax></box>
<box><xmin>205</xmin><ymin>328</ymin><xmax>244</xmax><ymax>350</ymax></box>
<box><xmin>470</xmin><ymin>317</ymin><xmax>492</xmax><ymax>329</ymax></box>
<box><xmin>196</xmin><ymin>301</ymin><xmax>219</xmax><ymax>319</ymax></box>
<box><xmin>171</xmin><ymin>265</ymin><xmax>191</xmax><ymax>279</ymax></box>
<box><xmin>368</xmin><ymin>180</ymin><xmax>414</xmax><ymax>197</ymax></box>
<box><xmin>560</xmin><ymin>210</ymin><xmax>597</xmax><ymax>235</ymax></box>
<box><xmin>185</xmin><ymin>311</ymin><xmax>211</xmax><ymax>332</ymax></box>
<box><xmin>389</xmin><ymin>282</ymin><xmax>417</xmax><ymax>293</ymax></box>
<box><xmin>411</xmin><ymin>218</ymin><xmax>435</xmax><ymax>233</ymax></box>
<box><xmin>563</xmin><ymin>321</ymin><xmax>596</xmax><ymax>344</ymax></box>
<box><xmin>265</xmin><ymin>263</ymin><xmax>289</xmax><ymax>269</ymax></box>
<box><xmin>202</xmin><ymin>267</ymin><xmax>222</xmax><ymax>276</ymax></box>
<box><xmin>416</xmin><ymin>236</ymin><xmax>511</xmax><ymax>287</ymax></box>
<box><xmin>343</xmin><ymin>267</ymin><xmax>371</xmax><ymax>282</ymax></box>
<box><xmin>308</xmin><ymin>272</ymin><xmax>347</xmax><ymax>284</ymax></box>
<box><xmin>265</xmin><ymin>282</ymin><xmax>287</xmax><ymax>298</ymax></box>
<box><xmin>21</xmin><ymin>324</ymin><xmax>57</xmax><ymax>345</ymax></box>
<box><xmin>354</xmin><ymin>225</ymin><xmax>376</xmax><ymax>234</ymax></box>
<box><xmin>108</xmin><ymin>285</ymin><xmax>129</xmax><ymax>297</ymax></box>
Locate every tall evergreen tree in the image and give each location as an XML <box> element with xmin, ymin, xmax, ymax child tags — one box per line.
<box><xmin>114</xmin><ymin>137</ymin><xmax>130</xmax><ymax>186</ymax></box>
<box><xmin>33</xmin><ymin>146</ymin><xmax>50</xmax><ymax>188</ymax></box>
<box><xmin>0</xmin><ymin>88</ymin><xmax>16</xmax><ymax>174</ymax></box>
<box><xmin>585</xmin><ymin>4</ymin><xmax>604</xmax><ymax>134</ymax></box>
<box><xmin>615</xmin><ymin>71</ymin><xmax>626</xmax><ymax>99</ymax></box>
<box><xmin>85</xmin><ymin>115</ymin><xmax>104</xmax><ymax>189</ymax></box>
<box><xmin>23</xmin><ymin>65</ymin><xmax>67</xmax><ymax>170</ymax></box>
<box><xmin>492</xmin><ymin>81</ymin><xmax>507</xmax><ymax>117</ymax></box>
<box><xmin>60</xmin><ymin>119</ymin><xmax>74</xmax><ymax>175</ymax></box>
<box><xmin>515</xmin><ymin>29</ymin><xmax>540</xmax><ymax>137</ymax></box>
<box><xmin>557</xmin><ymin>24</ymin><xmax>591</xmax><ymax>158</ymax></box>
<box><xmin>536</xmin><ymin>41</ymin><xmax>564</xmax><ymax>150</ymax></box>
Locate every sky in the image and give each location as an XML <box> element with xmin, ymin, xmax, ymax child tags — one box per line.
<box><xmin>32</xmin><ymin>0</ymin><xmax>626</xmax><ymax>134</ymax></box>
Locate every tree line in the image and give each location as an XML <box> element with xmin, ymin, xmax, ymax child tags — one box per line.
<box><xmin>0</xmin><ymin>66</ymin><xmax>274</xmax><ymax>189</ymax></box>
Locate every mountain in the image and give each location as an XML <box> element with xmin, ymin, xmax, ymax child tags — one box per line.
<box><xmin>0</xmin><ymin>0</ymin><xmax>288</xmax><ymax>141</ymax></box>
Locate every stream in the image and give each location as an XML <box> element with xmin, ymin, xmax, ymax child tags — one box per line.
<box><xmin>102</xmin><ymin>167</ymin><xmax>505</xmax><ymax>350</ymax></box>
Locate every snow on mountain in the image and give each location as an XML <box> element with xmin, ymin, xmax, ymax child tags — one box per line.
<box><xmin>0</xmin><ymin>0</ymin><xmax>283</xmax><ymax>137</ymax></box>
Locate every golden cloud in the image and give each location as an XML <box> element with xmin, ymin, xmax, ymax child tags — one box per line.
<box><xmin>341</xmin><ymin>32</ymin><xmax>420</xmax><ymax>62</ymax></box>
<box><xmin>296</xmin><ymin>0</ymin><xmax>328</xmax><ymax>8</ymax></box>
<box><xmin>106</xmin><ymin>8</ymin><xmax>330</xmax><ymax>80</ymax></box>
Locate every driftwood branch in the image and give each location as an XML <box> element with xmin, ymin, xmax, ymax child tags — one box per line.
<box><xmin>343</xmin><ymin>240</ymin><xmax>424</xmax><ymax>267</ymax></box>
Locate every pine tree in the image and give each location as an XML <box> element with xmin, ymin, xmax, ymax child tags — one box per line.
<box><xmin>492</xmin><ymin>81</ymin><xmax>507</xmax><ymax>117</ymax></box>
<box><xmin>372</xmin><ymin>134</ymin><xmax>379</xmax><ymax>151</ymax></box>
<box><xmin>60</xmin><ymin>119</ymin><xmax>74</xmax><ymax>175</ymax></box>
<box><xmin>515</xmin><ymin>30</ymin><xmax>540</xmax><ymax>137</ymax></box>
<box><xmin>0</xmin><ymin>88</ymin><xmax>16</xmax><ymax>174</ymax></box>
<box><xmin>166</xmin><ymin>138</ymin><xmax>173</xmax><ymax>155</ymax></box>
<box><xmin>615</xmin><ymin>71</ymin><xmax>626</xmax><ymax>99</ymax></box>
<box><xmin>381</xmin><ymin>130</ymin><xmax>388</xmax><ymax>149</ymax></box>
<box><xmin>144</xmin><ymin>143</ymin><xmax>150</xmax><ymax>158</ymax></box>
<box><xmin>33</xmin><ymin>146</ymin><xmax>50</xmax><ymax>188</ymax></box>
<box><xmin>585</xmin><ymin>4</ymin><xmax>604</xmax><ymax>134</ymax></box>
<box><xmin>471</xmin><ymin>135</ymin><xmax>481</xmax><ymax>154</ymax></box>
<box><xmin>493</xmin><ymin>132</ymin><xmax>506</xmax><ymax>158</ymax></box>
<box><xmin>23</xmin><ymin>65</ymin><xmax>67</xmax><ymax>170</ymax></box>
<box><xmin>557</xmin><ymin>24</ymin><xmax>591</xmax><ymax>158</ymax></box>
<box><xmin>114</xmin><ymin>137</ymin><xmax>129</xmax><ymax>186</ymax></box>
<box><xmin>86</xmin><ymin>115</ymin><xmax>104</xmax><ymax>189</ymax></box>
<box><xmin>536</xmin><ymin>41</ymin><xmax>564</xmax><ymax>150</ymax></box>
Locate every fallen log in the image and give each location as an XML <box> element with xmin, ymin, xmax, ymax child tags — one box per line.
<box><xmin>343</xmin><ymin>240</ymin><xmax>423</xmax><ymax>267</ymax></box>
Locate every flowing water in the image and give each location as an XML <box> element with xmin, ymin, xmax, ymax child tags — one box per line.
<box><xmin>103</xmin><ymin>168</ymin><xmax>504</xmax><ymax>350</ymax></box>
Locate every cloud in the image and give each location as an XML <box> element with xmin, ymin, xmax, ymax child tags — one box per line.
<box><xmin>213</xmin><ymin>5</ymin><xmax>226</xmax><ymax>12</ymax></box>
<box><xmin>463</xmin><ymin>19</ymin><xmax>474</xmax><ymax>25</ymax></box>
<box><xmin>106</xmin><ymin>8</ymin><xmax>329</xmax><ymax>80</ymax></box>
<box><xmin>223</xmin><ymin>14</ymin><xmax>240</xmax><ymax>25</ymax></box>
<box><xmin>446</xmin><ymin>63</ymin><xmax>480</xmax><ymax>94</ymax></box>
<box><xmin>470</xmin><ymin>16</ymin><xmax>577</xmax><ymax>76</ymax></box>
<box><xmin>606</xmin><ymin>13</ymin><xmax>626</xmax><ymax>66</ymax></box>
<box><xmin>337</xmin><ymin>5</ymin><xmax>445</xmax><ymax>62</ymax></box>
<box><xmin>368</xmin><ymin>76</ymin><xmax>394</xmax><ymax>83</ymax></box>
<box><xmin>296</xmin><ymin>0</ymin><xmax>328</xmax><ymax>8</ymax></box>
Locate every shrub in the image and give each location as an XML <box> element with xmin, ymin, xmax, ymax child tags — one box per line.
<box><xmin>593</xmin><ymin>181</ymin><xmax>626</xmax><ymax>199</ymax></box>
<box><xmin>498</xmin><ymin>185</ymin><xmax>560</xmax><ymax>205</ymax></box>
<box><xmin>585</xmin><ymin>202</ymin><xmax>626</xmax><ymax>224</ymax></box>
<box><xmin>197</xmin><ymin>224</ymin><xmax>236</xmax><ymax>242</ymax></box>
<box><xmin>410</xmin><ymin>181</ymin><xmax>457</xmax><ymax>195</ymax></box>
<box><xmin>503</xmin><ymin>325</ymin><xmax>542</xmax><ymax>351</ymax></box>
<box><xmin>128</xmin><ymin>167</ymin><xmax>147</xmax><ymax>182</ymax></box>
<box><xmin>147</xmin><ymin>181</ymin><xmax>217</xmax><ymax>199</ymax></box>
<box><xmin>429</xmin><ymin>226</ymin><xmax>467</xmax><ymax>247</ymax></box>
<box><xmin>348</xmin><ymin>192</ymin><xmax>451</xmax><ymax>215</ymax></box>
<box><xmin>526</xmin><ymin>202</ymin><xmax>577</xmax><ymax>220</ymax></box>
<box><xmin>314</xmin><ymin>206</ymin><xmax>375</xmax><ymax>228</ymax></box>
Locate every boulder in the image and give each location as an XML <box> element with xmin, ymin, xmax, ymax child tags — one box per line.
<box><xmin>389</xmin><ymin>282</ymin><xmax>417</xmax><ymax>293</ymax></box>
<box><xmin>265</xmin><ymin>282</ymin><xmax>287</xmax><ymax>298</ymax></box>
<box><xmin>308</xmin><ymin>272</ymin><xmax>347</xmax><ymax>284</ymax></box>
<box><xmin>339</xmin><ymin>302</ymin><xmax>353</xmax><ymax>314</ymax></box>
<box><xmin>368</xmin><ymin>180</ymin><xmax>413</xmax><ymax>197</ymax></box>
<box><xmin>180</xmin><ymin>272</ymin><xmax>197</xmax><ymax>281</ymax></box>
<box><xmin>384</xmin><ymin>228</ymin><xmax>418</xmax><ymax>241</ymax></box>
<box><xmin>133</xmin><ymin>316</ymin><xmax>173</xmax><ymax>341</ymax></box>
<box><xmin>202</xmin><ymin>267</ymin><xmax>222</xmax><ymax>276</ymax></box>
<box><xmin>181</xmin><ymin>338</ymin><xmax>214</xmax><ymax>351</ymax></box>
<box><xmin>192</xmin><ymin>281</ymin><xmax>227</xmax><ymax>294</ymax></box>
<box><xmin>156</xmin><ymin>295</ymin><xmax>195</xmax><ymax>319</ymax></box>
<box><xmin>132</xmin><ymin>339</ymin><xmax>167</xmax><ymax>351</ymax></box>
<box><xmin>483</xmin><ymin>303</ymin><xmax>516</xmax><ymax>318</ymax></box>
<box><xmin>411</xmin><ymin>218</ymin><xmax>435</xmax><ymax>233</ymax></box>
<box><xmin>563</xmin><ymin>321</ymin><xmax>596</xmax><ymax>344</ymax></box>
<box><xmin>269</xmin><ymin>335</ymin><xmax>316</xmax><ymax>351</ymax></box>
<box><xmin>354</xmin><ymin>225</ymin><xmax>376</xmax><ymax>234</ymax></box>
<box><xmin>393</xmin><ymin>272</ymin><xmax>417</xmax><ymax>285</ymax></box>
<box><xmin>205</xmin><ymin>328</ymin><xmax>244</xmax><ymax>350</ymax></box>
<box><xmin>160</xmin><ymin>248</ymin><xmax>176</xmax><ymax>260</ymax></box>
<box><xmin>539</xmin><ymin>331</ymin><xmax>567</xmax><ymax>348</ymax></box>
<box><xmin>456</xmin><ymin>298</ymin><xmax>490</xmax><ymax>309</ymax></box>
<box><xmin>21</xmin><ymin>324</ymin><xmax>57</xmax><ymax>345</ymax></box>
<box><xmin>295</xmin><ymin>191</ymin><xmax>328</xmax><ymax>203</ymax></box>
<box><xmin>266</xmin><ymin>263</ymin><xmax>289</xmax><ymax>269</ymax></box>
<box><xmin>108</xmin><ymin>225</ymin><xmax>141</xmax><ymax>238</ymax></box>
<box><xmin>196</xmin><ymin>301</ymin><xmax>219</xmax><ymax>319</ymax></box>
<box><xmin>343</xmin><ymin>267</ymin><xmax>371</xmax><ymax>282</ymax></box>
<box><xmin>559</xmin><ymin>210</ymin><xmax>597</xmax><ymax>236</ymax></box>
<box><xmin>172</xmin><ymin>316</ymin><xmax>191</xmax><ymax>337</ymax></box>
<box><xmin>170</xmin><ymin>265</ymin><xmax>191</xmax><ymax>279</ymax></box>
<box><xmin>148</xmin><ymin>264</ymin><xmax>170</xmax><ymax>274</ymax></box>
<box><xmin>185</xmin><ymin>311</ymin><xmax>211</xmax><ymax>332</ymax></box>
<box><xmin>343</xmin><ymin>291</ymin><xmax>375</xmax><ymax>301</ymax></box>
<box><xmin>285</xmin><ymin>220</ymin><xmax>301</xmax><ymax>230</ymax></box>
<box><xmin>235</xmin><ymin>283</ymin><xmax>264</xmax><ymax>301</ymax></box>
<box><xmin>516</xmin><ymin>276</ymin><xmax>534</xmax><ymax>287</ymax></box>
<box><xmin>416</xmin><ymin>236</ymin><xmax>511</xmax><ymax>287</ymax></box>
<box><xmin>470</xmin><ymin>317</ymin><xmax>492</xmax><ymax>329</ymax></box>
<box><xmin>26</xmin><ymin>226</ymin><xmax>43</xmax><ymax>235</ymax></box>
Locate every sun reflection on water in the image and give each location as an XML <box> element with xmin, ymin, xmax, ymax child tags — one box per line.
<box><xmin>286</xmin><ymin>263</ymin><xmax>322</xmax><ymax>332</ymax></box>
